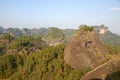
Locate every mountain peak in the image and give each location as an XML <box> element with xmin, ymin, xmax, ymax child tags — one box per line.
<box><xmin>99</xmin><ymin>27</ymin><xmax>108</xmax><ymax>35</ymax></box>
<box><xmin>42</xmin><ymin>27</ymin><xmax>66</xmax><ymax>46</ymax></box>
<box><xmin>64</xmin><ymin>25</ymin><xmax>108</xmax><ymax>70</ymax></box>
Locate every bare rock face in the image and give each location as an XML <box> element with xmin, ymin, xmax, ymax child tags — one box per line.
<box><xmin>64</xmin><ymin>29</ymin><xmax>108</xmax><ymax>70</ymax></box>
<box><xmin>99</xmin><ymin>27</ymin><xmax>108</xmax><ymax>35</ymax></box>
<box><xmin>81</xmin><ymin>58</ymin><xmax>120</xmax><ymax>80</ymax></box>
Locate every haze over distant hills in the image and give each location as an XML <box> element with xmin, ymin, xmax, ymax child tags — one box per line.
<box><xmin>0</xmin><ymin>25</ymin><xmax>120</xmax><ymax>47</ymax></box>
<box><xmin>118</xmin><ymin>33</ymin><xmax>120</xmax><ymax>36</ymax></box>
<box><xmin>0</xmin><ymin>25</ymin><xmax>120</xmax><ymax>80</ymax></box>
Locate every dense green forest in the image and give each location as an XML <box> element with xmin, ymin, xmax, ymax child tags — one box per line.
<box><xmin>0</xmin><ymin>26</ymin><xmax>120</xmax><ymax>80</ymax></box>
<box><xmin>0</xmin><ymin>34</ymin><xmax>91</xmax><ymax>80</ymax></box>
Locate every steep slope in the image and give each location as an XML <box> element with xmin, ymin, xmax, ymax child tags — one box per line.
<box><xmin>94</xmin><ymin>25</ymin><xmax>120</xmax><ymax>47</ymax></box>
<box><xmin>64</xmin><ymin>25</ymin><xmax>108</xmax><ymax>70</ymax></box>
<box><xmin>42</xmin><ymin>27</ymin><xmax>66</xmax><ymax>46</ymax></box>
<box><xmin>81</xmin><ymin>56</ymin><xmax>120</xmax><ymax>80</ymax></box>
<box><xmin>62</xmin><ymin>29</ymin><xmax>75</xmax><ymax>41</ymax></box>
<box><xmin>63</xmin><ymin>25</ymin><xmax>120</xmax><ymax>48</ymax></box>
<box><xmin>100</xmin><ymin>31</ymin><xmax>120</xmax><ymax>47</ymax></box>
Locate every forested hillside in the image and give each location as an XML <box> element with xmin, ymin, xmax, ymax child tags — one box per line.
<box><xmin>0</xmin><ymin>25</ymin><xmax>120</xmax><ymax>47</ymax></box>
<box><xmin>0</xmin><ymin>25</ymin><xmax>120</xmax><ymax>80</ymax></box>
<box><xmin>0</xmin><ymin>33</ymin><xmax>90</xmax><ymax>80</ymax></box>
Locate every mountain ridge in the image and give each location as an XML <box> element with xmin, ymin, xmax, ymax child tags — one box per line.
<box><xmin>64</xmin><ymin>25</ymin><xmax>108</xmax><ymax>70</ymax></box>
<box><xmin>0</xmin><ymin>25</ymin><xmax>120</xmax><ymax>47</ymax></box>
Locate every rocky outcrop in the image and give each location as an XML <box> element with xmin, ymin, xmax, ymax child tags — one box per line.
<box><xmin>99</xmin><ymin>27</ymin><xmax>108</xmax><ymax>35</ymax></box>
<box><xmin>42</xmin><ymin>27</ymin><xmax>66</xmax><ymax>46</ymax></box>
<box><xmin>64</xmin><ymin>26</ymin><xmax>108</xmax><ymax>70</ymax></box>
<box><xmin>81</xmin><ymin>57</ymin><xmax>120</xmax><ymax>80</ymax></box>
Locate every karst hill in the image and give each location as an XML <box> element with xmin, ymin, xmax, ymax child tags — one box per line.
<box><xmin>64</xmin><ymin>25</ymin><xmax>108</xmax><ymax>70</ymax></box>
<box><xmin>42</xmin><ymin>27</ymin><xmax>66</xmax><ymax>46</ymax></box>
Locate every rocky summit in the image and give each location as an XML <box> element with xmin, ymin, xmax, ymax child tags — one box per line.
<box><xmin>64</xmin><ymin>25</ymin><xmax>108</xmax><ymax>70</ymax></box>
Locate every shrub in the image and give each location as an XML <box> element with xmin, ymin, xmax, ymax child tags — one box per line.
<box><xmin>79</xmin><ymin>25</ymin><xmax>94</xmax><ymax>32</ymax></box>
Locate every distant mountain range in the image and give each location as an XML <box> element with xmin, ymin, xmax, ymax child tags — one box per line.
<box><xmin>93</xmin><ymin>25</ymin><xmax>120</xmax><ymax>47</ymax></box>
<box><xmin>0</xmin><ymin>25</ymin><xmax>120</xmax><ymax>47</ymax></box>
<box><xmin>0</xmin><ymin>25</ymin><xmax>120</xmax><ymax>80</ymax></box>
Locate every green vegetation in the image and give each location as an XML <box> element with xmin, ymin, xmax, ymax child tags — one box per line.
<box><xmin>1</xmin><ymin>26</ymin><xmax>120</xmax><ymax>47</ymax></box>
<box><xmin>0</xmin><ymin>33</ymin><xmax>15</xmax><ymax>55</ymax></box>
<box><xmin>100</xmin><ymin>31</ymin><xmax>120</xmax><ymax>47</ymax></box>
<box><xmin>74</xmin><ymin>25</ymin><xmax>94</xmax><ymax>36</ymax></box>
<box><xmin>79</xmin><ymin>25</ymin><xmax>94</xmax><ymax>32</ymax></box>
<box><xmin>42</xmin><ymin>27</ymin><xmax>64</xmax><ymax>40</ymax></box>
<box><xmin>6</xmin><ymin>36</ymin><xmax>46</xmax><ymax>52</ymax></box>
<box><xmin>0</xmin><ymin>34</ymin><xmax>47</xmax><ymax>56</ymax></box>
<box><xmin>0</xmin><ymin>43</ymin><xmax>6</xmax><ymax>55</ymax></box>
<box><xmin>0</xmin><ymin>54</ymin><xmax>24</xmax><ymax>79</ymax></box>
<box><xmin>62</xmin><ymin>29</ymin><xmax>75</xmax><ymax>41</ymax></box>
<box><xmin>105</xmin><ymin>71</ymin><xmax>120</xmax><ymax>80</ymax></box>
<box><xmin>0</xmin><ymin>33</ymin><xmax>14</xmax><ymax>41</ymax></box>
<box><xmin>0</xmin><ymin>34</ymin><xmax>90</xmax><ymax>80</ymax></box>
<box><xmin>0</xmin><ymin>26</ymin><xmax>120</xmax><ymax>79</ymax></box>
<box><xmin>7</xmin><ymin>36</ymin><xmax>34</xmax><ymax>50</ymax></box>
<box><xmin>105</xmin><ymin>45</ymin><xmax>120</xmax><ymax>80</ymax></box>
<box><xmin>107</xmin><ymin>44</ymin><xmax>120</xmax><ymax>55</ymax></box>
<box><xmin>94</xmin><ymin>25</ymin><xmax>120</xmax><ymax>48</ymax></box>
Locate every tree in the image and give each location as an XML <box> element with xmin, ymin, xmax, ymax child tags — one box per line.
<box><xmin>79</xmin><ymin>25</ymin><xmax>94</xmax><ymax>32</ymax></box>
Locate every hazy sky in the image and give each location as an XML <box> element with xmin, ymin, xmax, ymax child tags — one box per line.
<box><xmin>0</xmin><ymin>0</ymin><xmax>120</xmax><ymax>33</ymax></box>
